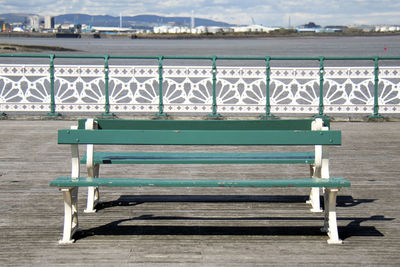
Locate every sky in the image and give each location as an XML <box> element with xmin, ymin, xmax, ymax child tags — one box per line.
<box><xmin>0</xmin><ymin>0</ymin><xmax>399</xmax><ymax>26</ymax></box>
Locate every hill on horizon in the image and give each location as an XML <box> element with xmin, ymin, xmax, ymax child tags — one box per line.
<box><xmin>0</xmin><ymin>13</ymin><xmax>234</xmax><ymax>29</ymax></box>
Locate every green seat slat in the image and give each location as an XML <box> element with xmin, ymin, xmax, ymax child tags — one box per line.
<box><xmin>81</xmin><ymin>152</ymin><xmax>315</xmax><ymax>164</ymax></box>
<box><xmin>59</xmin><ymin>129</ymin><xmax>341</xmax><ymax>145</ymax></box>
<box><xmin>78</xmin><ymin>119</ymin><xmax>330</xmax><ymax>130</ymax></box>
<box><xmin>50</xmin><ymin>177</ymin><xmax>350</xmax><ymax>188</ymax></box>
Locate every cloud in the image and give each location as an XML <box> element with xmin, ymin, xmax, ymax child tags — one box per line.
<box><xmin>213</xmin><ymin>0</ymin><xmax>230</xmax><ymax>4</ymax></box>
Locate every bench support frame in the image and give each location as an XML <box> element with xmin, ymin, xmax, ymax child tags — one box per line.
<box><xmin>58</xmin><ymin>123</ymin><xmax>82</xmax><ymax>244</ymax></box>
<box><xmin>59</xmin><ymin>187</ymin><xmax>79</xmax><ymax>244</ymax></box>
<box><xmin>84</xmin><ymin>119</ymin><xmax>101</xmax><ymax>213</ymax></box>
<box><xmin>323</xmin><ymin>188</ymin><xmax>343</xmax><ymax>244</ymax></box>
<box><xmin>84</xmin><ymin>185</ymin><xmax>100</xmax><ymax>213</ymax></box>
<box><xmin>306</xmin><ymin>118</ymin><xmax>329</xmax><ymax>212</ymax></box>
<box><xmin>56</xmin><ymin>183</ymin><xmax>345</xmax><ymax>244</ymax></box>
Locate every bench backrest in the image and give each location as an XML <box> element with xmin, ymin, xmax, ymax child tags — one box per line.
<box><xmin>77</xmin><ymin>118</ymin><xmax>330</xmax><ymax>131</ymax></box>
<box><xmin>59</xmin><ymin>119</ymin><xmax>340</xmax><ymax>146</ymax></box>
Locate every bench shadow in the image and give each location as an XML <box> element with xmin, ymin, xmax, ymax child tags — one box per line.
<box><xmin>75</xmin><ymin>215</ymin><xmax>392</xmax><ymax>241</ymax></box>
<box><xmin>74</xmin><ymin>195</ymin><xmax>386</xmax><ymax>242</ymax></box>
<box><xmin>95</xmin><ymin>195</ymin><xmax>374</xmax><ymax>211</ymax></box>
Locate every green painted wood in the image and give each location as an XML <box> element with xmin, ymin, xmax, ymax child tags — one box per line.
<box><xmin>77</xmin><ymin>119</ymin><xmax>330</xmax><ymax>130</ymax></box>
<box><xmin>58</xmin><ymin>129</ymin><xmax>341</xmax><ymax>145</ymax></box>
<box><xmin>80</xmin><ymin>152</ymin><xmax>315</xmax><ymax>164</ymax></box>
<box><xmin>50</xmin><ymin>177</ymin><xmax>350</xmax><ymax>188</ymax></box>
<box><xmin>78</xmin><ymin>119</ymin><xmax>85</xmax><ymax>129</ymax></box>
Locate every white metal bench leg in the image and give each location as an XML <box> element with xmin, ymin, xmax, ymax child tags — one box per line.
<box><xmin>308</xmin><ymin>187</ymin><xmax>322</xmax><ymax>212</ymax></box>
<box><xmin>84</xmin><ymin>186</ymin><xmax>100</xmax><ymax>213</ymax></box>
<box><xmin>321</xmin><ymin>188</ymin><xmax>343</xmax><ymax>244</ymax></box>
<box><xmin>308</xmin><ymin>143</ymin><xmax>329</xmax><ymax>213</ymax></box>
<box><xmin>321</xmin><ymin>189</ymin><xmax>329</xmax><ymax>232</ymax></box>
<box><xmin>307</xmin><ymin>118</ymin><xmax>330</xmax><ymax>213</ymax></box>
<box><xmin>59</xmin><ymin>187</ymin><xmax>79</xmax><ymax>244</ymax></box>
<box><xmin>84</xmin><ymin>164</ymin><xmax>100</xmax><ymax>213</ymax></box>
<box><xmin>84</xmin><ymin>119</ymin><xmax>101</xmax><ymax>213</ymax></box>
<box><xmin>306</xmin><ymin>165</ymin><xmax>322</xmax><ymax>212</ymax></box>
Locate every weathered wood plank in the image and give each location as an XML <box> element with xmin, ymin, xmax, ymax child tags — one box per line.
<box><xmin>0</xmin><ymin>120</ymin><xmax>399</xmax><ymax>266</ymax></box>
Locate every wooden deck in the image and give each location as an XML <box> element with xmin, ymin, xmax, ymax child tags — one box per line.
<box><xmin>0</xmin><ymin>120</ymin><xmax>399</xmax><ymax>266</ymax></box>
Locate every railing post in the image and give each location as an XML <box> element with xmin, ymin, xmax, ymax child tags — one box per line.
<box><xmin>260</xmin><ymin>56</ymin><xmax>275</xmax><ymax>119</ymax></box>
<box><xmin>207</xmin><ymin>55</ymin><xmax>222</xmax><ymax>118</ymax></box>
<box><xmin>46</xmin><ymin>54</ymin><xmax>61</xmax><ymax>117</ymax></box>
<box><xmin>315</xmin><ymin>56</ymin><xmax>328</xmax><ymax>118</ymax></box>
<box><xmin>0</xmin><ymin>101</ymin><xmax>6</xmax><ymax>117</ymax></box>
<box><xmin>369</xmin><ymin>56</ymin><xmax>383</xmax><ymax>119</ymax></box>
<box><xmin>101</xmin><ymin>54</ymin><xmax>115</xmax><ymax>117</ymax></box>
<box><xmin>0</xmin><ymin>58</ymin><xmax>6</xmax><ymax>114</ymax></box>
<box><xmin>154</xmin><ymin>55</ymin><xmax>168</xmax><ymax>118</ymax></box>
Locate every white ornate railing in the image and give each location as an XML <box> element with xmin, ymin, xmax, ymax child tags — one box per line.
<box><xmin>0</xmin><ymin>54</ymin><xmax>399</xmax><ymax>117</ymax></box>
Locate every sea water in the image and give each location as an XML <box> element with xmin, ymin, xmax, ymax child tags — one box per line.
<box><xmin>0</xmin><ymin>35</ymin><xmax>400</xmax><ymax>66</ymax></box>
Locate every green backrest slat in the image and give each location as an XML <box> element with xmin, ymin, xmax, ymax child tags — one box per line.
<box><xmin>77</xmin><ymin>119</ymin><xmax>330</xmax><ymax>130</ymax></box>
<box><xmin>81</xmin><ymin>152</ymin><xmax>315</xmax><ymax>164</ymax></box>
<box><xmin>59</xmin><ymin>129</ymin><xmax>341</xmax><ymax>145</ymax></box>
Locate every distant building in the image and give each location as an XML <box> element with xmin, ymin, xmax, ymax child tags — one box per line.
<box><xmin>44</xmin><ymin>16</ymin><xmax>55</xmax><ymax>29</ymax></box>
<box><xmin>91</xmin><ymin>26</ymin><xmax>135</xmax><ymax>33</ymax></box>
<box><xmin>375</xmin><ymin>25</ymin><xmax>400</xmax><ymax>32</ymax></box>
<box><xmin>297</xmin><ymin>28</ymin><xmax>319</xmax><ymax>33</ymax></box>
<box><xmin>232</xmin><ymin>25</ymin><xmax>279</xmax><ymax>33</ymax></box>
<box><xmin>153</xmin><ymin>24</ymin><xmax>279</xmax><ymax>35</ymax></box>
<box><xmin>29</xmin><ymin>16</ymin><xmax>40</xmax><ymax>32</ymax></box>
<box><xmin>303</xmin><ymin>22</ymin><xmax>321</xmax><ymax>28</ymax></box>
<box><xmin>297</xmin><ymin>22</ymin><xmax>322</xmax><ymax>33</ymax></box>
<box><xmin>193</xmin><ymin>26</ymin><xmax>207</xmax><ymax>34</ymax></box>
<box><xmin>153</xmin><ymin>25</ymin><xmax>193</xmax><ymax>34</ymax></box>
<box><xmin>12</xmin><ymin>26</ymin><xmax>24</xmax><ymax>32</ymax></box>
<box><xmin>57</xmin><ymin>23</ymin><xmax>81</xmax><ymax>33</ymax></box>
<box><xmin>324</xmin><ymin>26</ymin><xmax>346</xmax><ymax>33</ymax></box>
<box><xmin>296</xmin><ymin>22</ymin><xmax>348</xmax><ymax>33</ymax></box>
<box><xmin>350</xmin><ymin>25</ymin><xmax>375</xmax><ymax>32</ymax></box>
<box><xmin>205</xmin><ymin>26</ymin><xmax>223</xmax><ymax>34</ymax></box>
<box><xmin>153</xmin><ymin>25</ymin><xmax>169</xmax><ymax>33</ymax></box>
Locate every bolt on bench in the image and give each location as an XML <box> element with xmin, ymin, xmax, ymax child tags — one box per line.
<box><xmin>50</xmin><ymin>118</ymin><xmax>350</xmax><ymax>244</ymax></box>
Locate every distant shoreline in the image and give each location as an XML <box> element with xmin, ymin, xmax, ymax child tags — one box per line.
<box><xmin>135</xmin><ymin>31</ymin><xmax>400</xmax><ymax>39</ymax></box>
<box><xmin>0</xmin><ymin>42</ymin><xmax>80</xmax><ymax>53</ymax></box>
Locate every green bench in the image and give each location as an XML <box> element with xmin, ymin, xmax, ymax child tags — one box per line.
<box><xmin>50</xmin><ymin>118</ymin><xmax>350</xmax><ymax>245</ymax></box>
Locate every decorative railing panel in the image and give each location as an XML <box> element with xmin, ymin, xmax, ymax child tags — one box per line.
<box><xmin>0</xmin><ymin>64</ymin><xmax>50</xmax><ymax>112</ymax></box>
<box><xmin>109</xmin><ymin>66</ymin><xmax>160</xmax><ymax>113</ymax></box>
<box><xmin>55</xmin><ymin>66</ymin><xmax>105</xmax><ymax>112</ymax></box>
<box><xmin>0</xmin><ymin>54</ymin><xmax>399</xmax><ymax>117</ymax></box>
